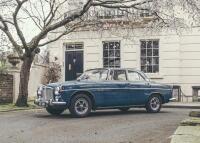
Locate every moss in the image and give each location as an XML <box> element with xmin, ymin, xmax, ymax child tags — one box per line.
<box><xmin>181</xmin><ymin>118</ymin><xmax>200</xmax><ymax>126</ymax></box>
<box><xmin>0</xmin><ymin>101</ymin><xmax>40</xmax><ymax>112</ymax></box>
<box><xmin>189</xmin><ymin>111</ymin><xmax>200</xmax><ymax>118</ymax></box>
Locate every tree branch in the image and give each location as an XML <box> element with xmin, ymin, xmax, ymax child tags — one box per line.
<box><xmin>30</xmin><ymin>0</ymin><xmax>94</xmax><ymax>47</ymax></box>
<box><xmin>38</xmin><ymin>21</ymin><xmax>88</xmax><ymax>47</ymax></box>
<box><xmin>13</xmin><ymin>0</ymin><xmax>28</xmax><ymax>48</ymax></box>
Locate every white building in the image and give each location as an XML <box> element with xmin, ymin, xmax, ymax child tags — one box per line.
<box><xmin>47</xmin><ymin>8</ymin><xmax>200</xmax><ymax>102</ymax></box>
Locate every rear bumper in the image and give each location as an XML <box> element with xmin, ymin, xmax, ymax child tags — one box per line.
<box><xmin>34</xmin><ymin>98</ymin><xmax>67</xmax><ymax>107</ymax></box>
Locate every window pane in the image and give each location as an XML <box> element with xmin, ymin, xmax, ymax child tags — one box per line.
<box><xmin>153</xmin><ymin>41</ymin><xmax>159</xmax><ymax>48</ymax></box>
<box><xmin>147</xmin><ymin>66</ymin><xmax>152</xmax><ymax>73</ymax></box>
<box><xmin>128</xmin><ymin>71</ymin><xmax>145</xmax><ymax>81</ymax></box>
<box><xmin>141</xmin><ymin>57</ymin><xmax>146</xmax><ymax>66</ymax></box>
<box><xmin>103</xmin><ymin>42</ymin><xmax>108</xmax><ymax>50</ymax></box>
<box><xmin>141</xmin><ymin>41</ymin><xmax>146</xmax><ymax>48</ymax></box>
<box><xmin>115</xmin><ymin>42</ymin><xmax>120</xmax><ymax>49</ymax></box>
<box><xmin>103</xmin><ymin>41</ymin><xmax>121</xmax><ymax>68</ymax></box>
<box><xmin>103</xmin><ymin>58</ymin><xmax>108</xmax><ymax>67</ymax></box>
<box><xmin>109</xmin><ymin>58</ymin><xmax>115</xmax><ymax>67</ymax></box>
<box><xmin>113</xmin><ymin>70</ymin><xmax>127</xmax><ymax>81</ymax></box>
<box><xmin>115</xmin><ymin>50</ymin><xmax>120</xmax><ymax>57</ymax></box>
<box><xmin>75</xmin><ymin>44</ymin><xmax>83</xmax><ymax>49</ymax></box>
<box><xmin>147</xmin><ymin>41</ymin><xmax>152</xmax><ymax>49</ymax></box>
<box><xmin>153</xmin><ymin>57</ymin><xmax>159</xmax><ymax>65</ymax></box>
<box><xmin>109</xmin><ymin>50</ymin><xmax>114</xmax><ymax>57</ymax></box>
<box><xmin>141</xmin><ymin>49</ymin><xmax>146</xmax><ymax>56</ymax></box>
<box><xmin>147</xmin><ymin>57</ymin><xmax>152</xmax><ymax>65</ymax></box>
<box><xmin>147</xmin><ymin>49</ymin><xmax>152</xmax><ymax>56</ymax></box>
<box><xmin>140</xmin><ymin>40</ymin><xmax>159</xmax><ymax>73</ymax></box>
<box><xmin>66</xmin><ymin>44</ymin><xmax>74</xmax><ymax>50</ymax></box>
<box><xmin>153</xmin><ymin>65</ymin><xmax>159</xmax><ymax>73</ymax></box>
<box><xmin>103</xmin><ymin>50</ymin><xmax>108</xmax><ymax>57</ymax></box>
<box><xmin>109</xmin><ymin>42</ymin><xmax>114</xmax><ymax>50</ymax></box>
<box><xmin>153</xmin><ymin>49</ymin><xmax>159</xmax><ymax>56</ymax></box>
<box><xmin>66</xmin><ymin>43</ymin><xmax>83</xmax><ymax>50</ymax></box>
<box><xmin>115</xmin><ymin>58</ymin><xmax>120</xmax><ymax>67</ymax></box>
<box><xmin>141</xmin><ymin>66</ymin><xmax>147</xmax><ymax>73</ymax></box>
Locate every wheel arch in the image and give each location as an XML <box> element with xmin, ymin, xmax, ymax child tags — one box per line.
<box><xmin>149</xmin><ymin>92</ymin><xmax>164</xmax><ymax>104</ymax></box>
<box><xmin>70</xmin><ymin>90</ymin><xmax>96</xmax><ymax>109</ymax></box>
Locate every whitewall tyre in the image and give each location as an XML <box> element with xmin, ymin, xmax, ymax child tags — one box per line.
<box><xmin>69</xmin><ymin>94</ymin><xmax>92</xmax><ymax>118</ymax></box>
<box><xmin>146</xmin><ymin>95</ymin><xmax>162</xmax><ymax>113</ymax></box>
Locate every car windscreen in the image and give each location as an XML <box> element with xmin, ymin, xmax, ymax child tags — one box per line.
<box><xmin>139</xmin><ymin>71</ymin><xmax>150</xmax><ymax>81</ymax></box>
<box><xmin>78</xmin><ymin>69</ymin><xmax>109</xmax><ymax>81</ymax></box>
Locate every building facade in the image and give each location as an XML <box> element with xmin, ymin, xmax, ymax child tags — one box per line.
<box><xmin>47</xmin><ymin>26</ymin><xmax>200</xmax><ymax>102</ymax></box>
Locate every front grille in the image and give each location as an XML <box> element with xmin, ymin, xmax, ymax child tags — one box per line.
<box><xmin>42</xmin><ymin>87</ymin><xmax>54</xmax><ymax>101</ymax></box>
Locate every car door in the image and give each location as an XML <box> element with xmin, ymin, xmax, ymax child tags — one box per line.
<box><xmin>99</xmin><ymin>69</ymin><xmax>134</xmax><ymax>107</ymax></box>
<box><xmin>126</xmin><ymin>70</ymin><xmax>151</xmax><ymax>105</ymax></box>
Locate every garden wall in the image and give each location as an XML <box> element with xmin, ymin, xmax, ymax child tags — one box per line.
<box><xmin>0</xmin><ymin>74</ymin><xmax>13</xmax><ymax>103</ymax></box>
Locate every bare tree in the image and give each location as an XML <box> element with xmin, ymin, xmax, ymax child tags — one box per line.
<box><xmin>0</xmin><ymin>0</ymin><xmax>199</xmax><ymax>106</ymax></box>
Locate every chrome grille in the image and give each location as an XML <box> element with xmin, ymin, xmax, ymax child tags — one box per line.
<box><xmin>42</xmin><ymin>87</ymin><xmax>54</xmax><ymax>101</ymax></box>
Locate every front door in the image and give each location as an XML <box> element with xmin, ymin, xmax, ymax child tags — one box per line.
<box><xmin>65</xmin><ymin>51</ymin><xmax>83</xmax><ymax>81</ymax></box>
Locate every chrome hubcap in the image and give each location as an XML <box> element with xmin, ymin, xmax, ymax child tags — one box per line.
<box><xmin>150</xmin><ymin>97</ymin><xmax>160</xmax><ymax>111</ymax></box>
<box><xmin>75</xmin><ymin>98</ymin><xmax>88</xmax><ymax>115</ymax></box>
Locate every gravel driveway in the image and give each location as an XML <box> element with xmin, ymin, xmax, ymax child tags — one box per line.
<box><xmin>0</xmin><ymin>108</ymin><xmax>193</xmax><ymax>143</ymax></box>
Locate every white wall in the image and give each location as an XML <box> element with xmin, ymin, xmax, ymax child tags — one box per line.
<box><xmin>9</xmin><ymin>64</ymin><xmax>46</xmax><ymax>103</ymax></box>
<box><xmin>47</xmin><ymin>27</ymin><xmax>200</xmax><ymax>101</ymax></box>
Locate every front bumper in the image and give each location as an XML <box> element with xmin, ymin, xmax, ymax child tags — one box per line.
<box><xmin>34</xmin><ymin>98</ymin><xmax>67</xmax><ymax>107</ymax></box>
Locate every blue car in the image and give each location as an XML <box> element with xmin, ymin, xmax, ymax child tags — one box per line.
<box><xmin>35</xmin><ymin>68</ymin><xmax>174</xmax><ymax>117</ymax></box>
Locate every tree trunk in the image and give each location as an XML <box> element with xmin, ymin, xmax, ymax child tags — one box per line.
<box><xmin>15</xmin><ymin>55</ymin><xmax>34</xmax><ymax>107</ymax></box>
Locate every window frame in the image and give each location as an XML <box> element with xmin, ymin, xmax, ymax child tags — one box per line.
<box><xmin>127</xmin><ymin>70</ymin><xmax>146</xmax><ymax>82</ymax></box>
<box><xmin>102</xmin><ymin>41</ymin><xmax>121</xmax><ymax>68</ymax></box>
<box><xmin>65</xmin><ymin>42</ymin><xmax>84</xmax><ymax>51</ymax></box>
<box><xmin>109</xmin><ymin>69</ymin><xmax>128</xmax><ymax>81</ymax></box>
<box><xmin>79</xmin><ymin>69</ymin><xmax>109</xmax><ymax>81</ymax></box>
<box><xmin>140</xmin><ymin>39</ymin><xmax>159</xmax><ymax>73</ymax></box>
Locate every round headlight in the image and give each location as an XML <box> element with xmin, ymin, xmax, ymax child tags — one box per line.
<box><xmin>54</xmin><ymin>86</ymin><xmax>61</xmax><ymax>95</ymax></box>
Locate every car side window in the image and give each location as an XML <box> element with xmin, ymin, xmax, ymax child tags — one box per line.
<box><xmin>128</xmin><ymin>70</ymin><xmax>145</xmax><ymax>81</ymax></box>
<box><xmin>111</xmin><ymin>70</ymin><xmax>127</xmax><ymax>81</ymax></box>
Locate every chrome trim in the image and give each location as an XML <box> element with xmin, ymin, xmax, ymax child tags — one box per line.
<box><xmin>34</xmin><ymin>98</ymin><xmax>66</xmax><ymax>107</ymax></box>
<box><xmin>97</xmin><ymin>105</ymin><xmax>145</xmax><ymax>109</ymax></box>
<box><xmin>61</xmin><ymin>88</ymin><xmax>172</xmax><ymax>92</ymax></box>
<box><xmin>169</xmin><ymin>98</ymin><xmax>176</xmax><ymax>101</ymax></box>
<box><xmin>50</xmin><ymin>101</ymin><xmax>66</xmax><ymax>105</ymax></box>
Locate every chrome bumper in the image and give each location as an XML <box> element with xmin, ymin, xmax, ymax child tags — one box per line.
<box><xmin>169</xmin><ymin>98</ymin><xmax>177</xmax><ymax>101</ymax></box>
<box><xmin>34</xmin><ymin>98</ymin><xmax>66</xmax><ymax>107</ymax></box>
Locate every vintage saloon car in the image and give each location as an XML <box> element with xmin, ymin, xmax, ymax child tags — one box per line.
<box><xmin>35</xmin><ymin>68</ymin><xmax>174</xmax><ymax>117</ymax></box>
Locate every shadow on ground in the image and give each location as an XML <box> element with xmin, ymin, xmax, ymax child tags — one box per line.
<box><xmin>33</xmin><ymin>109</ymin><xmax>170</xmax><ymax>119</ymax></box>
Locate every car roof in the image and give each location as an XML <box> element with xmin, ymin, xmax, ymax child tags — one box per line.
<box><xmin>85</xmin><ymin>68</ymin><xmax>141</xmax><ymax>72</ymax></box>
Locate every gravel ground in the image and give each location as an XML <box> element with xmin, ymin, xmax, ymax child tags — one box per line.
<box><xmin>0</xmin><ymin>108</ymin><xmax>194</xmax><ymax>143</ymax></box>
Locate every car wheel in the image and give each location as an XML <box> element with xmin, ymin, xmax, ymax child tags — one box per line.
<box><xmin>69</xmin><ymin>94</ymin><xmax>92</xmax><ymax>118</ymax></box>
<box><xmin>146</xmin><ymin>95</ymin><xmax>162</xmax><ymax>113</ymax></box>
<box><xmin>118</xmin><ymin>107</ymin><xmax>130</xmax><ymax>112</ymax></box>
<box><xmin>46</xmin><ymin>106</ymin><xmax>65</xmax><ymax>115</ymax></box>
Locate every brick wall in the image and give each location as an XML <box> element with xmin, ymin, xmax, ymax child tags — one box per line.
<box><xmin>0</xmin><ymin>74</ymin><xmax>13</xmax><ymax>103</ymax></box>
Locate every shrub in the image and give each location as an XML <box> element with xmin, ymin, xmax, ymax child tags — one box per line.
<box><xmin>43</xmin><ymin>62</ymin><xmax>61</xmax><ymax>84</ymax></box>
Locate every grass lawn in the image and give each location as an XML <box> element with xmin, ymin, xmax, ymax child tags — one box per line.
<box><xmin>0</xmin><ymin>101</ymin><xmax>40</xmax><ymax>112</ymax></box>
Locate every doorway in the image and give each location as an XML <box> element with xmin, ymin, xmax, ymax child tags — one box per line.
<box><xmin>65</xmin><ymin>43</ymin><xmax>84</xmax><ymax>81</ymax></box>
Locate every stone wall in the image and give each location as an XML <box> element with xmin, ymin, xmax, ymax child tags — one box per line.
<box><xmin>0</xmin><ymin>64</ymin><xmax>46</xmax><ymax>104</ymax></box>
<box><xmin>0</xmin><ymin>74</ymin><xmax>13</xmax><ymax>103</ymax></box>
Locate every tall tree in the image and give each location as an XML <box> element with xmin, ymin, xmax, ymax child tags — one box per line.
<box><xmin>0</xmin><ymin>0</ymin><xmax>199</xmax><ymax>106</ymax></box>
